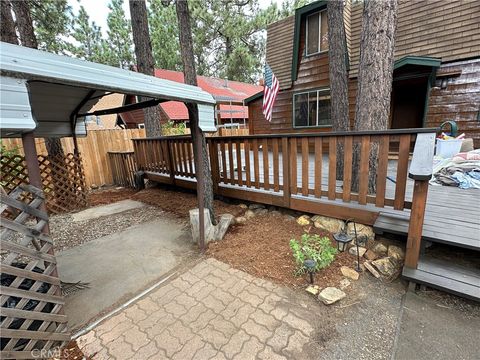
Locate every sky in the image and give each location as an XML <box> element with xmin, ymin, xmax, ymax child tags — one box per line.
<box><xmin>68</xmin><ymin>0</ymin><xmax>282</xmax><ymax>35</ymax></box>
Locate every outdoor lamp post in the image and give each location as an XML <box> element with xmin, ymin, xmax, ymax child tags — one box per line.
<box><xmin>333</xmin><ymin>218</ymin><xmax>362</xmax><ymax>272</ymax></box>
<box><xmin>303</xmin><ymin>259</ymin><xmax>317</xmax><ymax>284</ymax></box>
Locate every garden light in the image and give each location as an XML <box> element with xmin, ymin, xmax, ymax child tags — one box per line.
<box><xmin>334</xmin><ymin>218</ymin><xmax>362</xmax><ymax>272</ymax></box>
<box><xmin>303</xmin><ymin>259</ymin><xmax>317</xmax><ymax>284</ymax></box>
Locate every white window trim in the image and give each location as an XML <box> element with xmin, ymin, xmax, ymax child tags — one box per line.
<box><xmin>305</xmin><ymin>10</ymin><xmax>328</xmax><ymax>57</ymax></box>
<box><xmin>293</xmin><ymin>88</ymin><xmax>332</xmax><ymax>128</ymax></box>
<box><xmin>138</xmin><ymin>123</ymin><xmax>145</xmax><ymax>129</ymax></box>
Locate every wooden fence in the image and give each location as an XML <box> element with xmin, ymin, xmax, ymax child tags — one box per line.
<box><xmin>1</xmin><ymin>153</ymin><xmax>88</xmax><ymax>214</ymax></box>
<box><xmin>0</xmin><ymin>184</ymin><xmax>69</xmax><ymax>358</ymax></box>
<box><xmin>133</xmin><ymin>129</ymin><xmax>436</xmax><ymax>268</ymax></box>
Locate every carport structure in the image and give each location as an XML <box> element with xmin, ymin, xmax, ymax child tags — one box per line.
<box><xmin>0</xmin><ymin>42</ymin><xmax>214</xmax><ymax>358</ymax></box>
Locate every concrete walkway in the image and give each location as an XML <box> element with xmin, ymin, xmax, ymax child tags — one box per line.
<box><xmin>76</xmin><ymin>258</ymin><xmax>323</xmax><ymax>359</ymax></box>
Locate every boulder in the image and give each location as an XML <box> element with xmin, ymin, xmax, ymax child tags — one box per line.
<box><xmin>239</xmin><ymin>203</ymin><xmax>248</xmax><ymax>209</ymax></box>
<box><xmin>388</xmin><ymin>245</ymin><xmax>405</xmax><ymax>261</ymax></box>
<box><xmin>347</xmin><ymin>223</ymin><xmax>375</xmax><ymax>241</ymax></box>
<box><xmin>340</xmin><ymin>266</ymin><xmax>359</xmax><ymax>280</ymax></box>
<box><xmin>296</xmin><ymin>215</ymin><xmax>311</xmax><ymax>226</ymax></box>
<box><xmin>244</xmin><ymin>210</ymin><xmax>256</xmax><ymax>219</ymax></box>
<box><xmin>372</xmin><ymin>242</ymin><xmax>388</xmax><ymax>256</ymax></box>
<box><xmin>313</xmin><ymin>216</ymin><xmax>345</xmax><ymax>234</ymax></box>
<box><xmin>371</xmin><ymin>257</ymin><xmax>397</xmax><ymax>277</ymax></box>
<box><xmin>364</xmin><ymin>249</ymin><xmax>378</xmax><ymax>261</ymax></box>
<box><xmin>235</xmin><ymin>216</ymin><xmax>247</xmax><ymax>225</ymax></box>
<box><xmin>318</xmin><ymin>287</ymin><xmax>346</xmax><ymax>305</ymax></box>
<box><xmin>270</xmin><ymin>210</ymin><xmax>282</xmax><ymax>217</ymax></box>
<box><xmin>249</xmin><ymin>203</ymin><xmax>265</xmax><ymax>210</ymax></box>
<box><xmin>254</xmin><ymin>208</ymin><xmax>268</xmax><ymax>216</ymax></box>
<box><xmin>305</xmin><ymin>285</ymin><xmax>320</xmax><ymax>296</ymax></box>
<box><xmin>348</xmin><ymin>246</ymin><xmax>367</xmax><ymax>258</ymax></box>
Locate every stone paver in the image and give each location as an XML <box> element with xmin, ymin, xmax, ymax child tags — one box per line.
<box><xmin>76</xmin><ymin>258</ymin><xmax>321</xmax><ymax>359</ymax></box>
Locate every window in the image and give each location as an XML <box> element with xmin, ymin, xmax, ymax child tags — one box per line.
<box><xmin>138</xmin><ymin>123</ymin><xmax>145</xmax><ymax>129</ymax></box>
<box><xmin>293</xmin><ymin>89</ymin><xmax>331</xmax><ymax>127</ymax></box>
<box><xmin>306</xmin><ymin>10</ymin><xmax>328</xmax><ymax>56</ymax></box>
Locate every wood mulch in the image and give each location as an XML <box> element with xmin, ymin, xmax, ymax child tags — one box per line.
<box><xmin>207</xmin><ymin>212</ymin><xmax>358</xmax><ymax>289</ymax></box>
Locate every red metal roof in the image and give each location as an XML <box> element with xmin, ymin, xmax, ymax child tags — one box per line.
<box><xmin>154</xmin><ymin>69</ymin><xmax>262</xmax><ymax>120</ymax></box>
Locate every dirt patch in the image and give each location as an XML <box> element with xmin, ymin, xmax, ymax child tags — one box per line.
<box><xmin>87</xmin><ymin>187</ymin><xmax>136</xmax><ymax>207</ymax></box>
<box><xmin>207</xmin><ymin>212</ymin><xmax>358</xmax><ymax>289</ymax></box>
<box><xmin>57</xmin><ymin>340</ymin><xmax>90</xmax><ymax>360</ymax></box>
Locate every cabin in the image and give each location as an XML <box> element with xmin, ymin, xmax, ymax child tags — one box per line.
<box><xmin>246</xmin><ymin>0</ymin><xmax>480</xmax><ymax>147</ymax></box>
<box><xmin>119</xmin><ymin>69</ymin><xmax>262</xmax><ymax>130</ymax></box>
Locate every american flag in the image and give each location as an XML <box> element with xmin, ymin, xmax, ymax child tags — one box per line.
<box><xmin>262</xmin><ymin>63</ymin><xmax>279</xmax><ymax>122</ymax></box>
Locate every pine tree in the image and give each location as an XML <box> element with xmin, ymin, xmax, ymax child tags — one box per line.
<box><xmin>71</xmin><ymin>5</ymin><xmax>105</xmax><ymax>63</ymax></box>
<box><xmin>1</xmin><ymin>0</ymin><xmax>18</xmax><ymax>44</ymax></box>
<box><xmin>106</xmin><ymin>0</ymin><xmax>134</xmax><ymax>68</ymax></box>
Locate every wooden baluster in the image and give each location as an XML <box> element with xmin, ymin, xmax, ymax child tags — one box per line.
<box><xmin>394</xmin><ymin>134</ymin><xmax>411</xmax><ymax>210</ymax></box>
<box><xmin>301</xmin><ymin>138</ymin><xmax>309</xmax><ymax>196</ymax></box>
<box><xmin>154</xmin><ymin>140</ymin><xmax>161</xmax><ymax>173</ymax></box>
<box><xmin>166</xmin><ymin>140</ymin><xmax>176</xmax><ymax>184</ymax></box>
<box><xmin>272</xmin><ymin>138</ymin><xmax>279</xmax><ymax>192</ymax></box>
<box><xmin>182</xmin><ymin>140</ymin><xmax>189</xmax><ymax>176</ymax></box>
<box><xmin>172</xmin><ymin>140</ymin><xmax>179</xmax><ymax>176</ymax></box>
<box><xmin>375</xmin><ymin>135</ymin><xmax>389</xmax><ymax>207</ymax></box>
<box><xmin>253</xmin><ymin>139</ymin><xmax>260</xmax><ymax>189</ymax></box>
<box><xmin>282</xmin><ymin>138</ymin><xmax>290</xmax><ymax>206</ymax></box>
<box><xmin>328</xmin><ymin>137</ymin><xmax>337</xmax><ymax>200</ymax></box>
<box><xmin>358</xmin><ymin>135</ymin><xmax>370</xmax><ymax>205</ymax></box>
<box><xmin>342</xmin><ymin>136</ymin><xmax>353</xmax><ymax>202</ymax></box>
<box><xmin>220</xmin><ymin>141</ymin><xmax>227</xmax><ymax>183</ymax></box>
<box><xmin>263</xmin><ymin>138</ymin><xmax>270</xmax><ymax>190</ymax></box>
<box><xmin>314</xmin><ymin>137</ymin><xmax>322</xmax><ymax>198</ymax></box>
<box><xmin>180</xmin><ymin>140</ymin><xmax>187</xmax><ymax>176</ymax></box>
<box><xmin>244</xmin><ymin>139</ymin><xmax>251</xmax><ymax>188</ymax></box>
<box><xmin>228</xmin><ymin>140</ymin><xmax>235</xmax><ymax>185</ymax></box>
<box><xmin>188</xmin><ymin>141</ymin><xmax>194</xmax><ymax>177</ymax></box>
<box><xmin>290</xmin><ymin>138</ymin><xmax>297</xmax><ymax>194</ymax></box>
<box><xmin>236</xmin><ymin>140</ymin><xmax>243</xmax><ymax>186</ymax></box>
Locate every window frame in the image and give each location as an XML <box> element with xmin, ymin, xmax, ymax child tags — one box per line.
<box><xmin>292</xmin><ymin>88</ymin><xmax>332</xmax><ymax>129</ymax></box>
<box><xmin>305</xmin><ymin>10</ymin><xmax>328</xmax><ymax>57</ymax></box>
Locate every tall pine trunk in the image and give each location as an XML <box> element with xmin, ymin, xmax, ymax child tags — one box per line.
<box><xmin>352</xmin><ymin>0</ymin><xmax>398</xmax><ymax>193</ymax></box>
<box><xmin>1</xmin><ymin>0</ymin><xmax>17</xmax><ymax>44</ymax></box>
<box><xmin>176</xmin><ymin>0</ymin><xmax>216</xmax><ymax>224</ymax></box>
<box><xmin>129</xmin><ymin>0</ymin><xmax>162</xmax><ymax>137</ymax></box>
<box><xmin>327</xmin><ymin>0</ymin><xmax>350</xmax><ymax>180</ymax></box>
<box><xmin>12</xmin><ymin>0</ymin><xmax>65</xmax><ymax>158</ymax></box>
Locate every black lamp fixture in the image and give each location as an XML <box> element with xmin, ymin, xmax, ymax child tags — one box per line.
<box><xmin>333</xmin><ymin>218</ymin><xmax>362</xmax><ymax>272</ymax></box>
<box><xmin>303</xmin><ymin>259</ymin><xmax>317</xmax><ymax>284</ymax></box>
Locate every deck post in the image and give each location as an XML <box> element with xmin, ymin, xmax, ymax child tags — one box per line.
<box><xmin>404</xmin><ymin>180</ymin><xmax>429</xmax><ymax>268</ymax></box>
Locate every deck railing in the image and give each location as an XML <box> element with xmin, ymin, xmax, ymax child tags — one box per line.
<box><xmin>132</xmin><ymin>128</ymin><xmax>436</xmax><ymax>268</ymax></box>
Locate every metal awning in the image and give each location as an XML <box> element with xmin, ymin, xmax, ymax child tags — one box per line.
<box><xmin>0</xmin><ymin>42</ymin><xmax>216</xmax><ymax>138</ymax></box>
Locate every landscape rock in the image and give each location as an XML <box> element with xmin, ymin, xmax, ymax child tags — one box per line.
<box><xmin>348</xmin><ymin>246</ymin><xmax>367</xmax><ymax>257</ymax></box>
<box><xmin>244</xmin><ymin>210</ymin><xmax>256</xmax><ymax>219</ymax></box>
<box><xmin>372</xmin><ymin>242</ymin><xmax>388</xmax><ymax>256</ymax></box>
<box><xmin>239</xmin><ymin>203</ymin><xmax>248</xmax><ymax>209</ymax></box>
<box><xmin>347</xmin><ymin>223</ymin><xmax>375</xmax><ymax>241</ymax></box>
<box><xmin>305</xmin><ymin>285</ymin><xmax>320</xmax><ymax>296</ymax></box>
<box><xmin>249</xmin><ymin>203</ymin><xmax>265</xmax><ymax>210</ymax></box>
<box><xmin>364</xmin><ymin>249</ymin><xmax>378</xmax><ymax>261</ymax></box>
<box><xmin>388</xmin><ymin>245</ymin><xmax>405</xmax><ymax>261</ymax></box>
<box><xmin>340</xmin><ymin>266</ymin><xmax>359</xmax><ymax>280</ymax></box>
<box><xmin>296</xmin><ymin>215</ymin><xmax>311</xmax><ymax>226</ymax></box>
<box><xmin>339</xmin><ymin>279</ymin><xmax>351</xmax><ymax>289</ymax></box>
<box><xmin>253</xmin><ymin>208</ymin><xmax>268</xmax><ymax>216</ymax></box>
<box><xmin>90</xmin><ymin>184</ymin><xmax>98</xmax><ymax>190</ymax></box>
<box><xmin>371</xmin><ymin>257</ymin><xmax>397</xmax><ymax>277</ymax></box>
<box><xmin>235</xmin><ymin>216</ymin><xmax>247</xmax><ymax>225</ymax></box>
<box><xmin>284</xmin><ymin>214</ymin><xmax>296</xmax><ymax>221</ymax></box>
<box><xmin>364</xmin><ymin>261</ymin><xmax>381</xmax><ymax>278</ymax></box>
<box><xmin>270</xmin><ymin>210</ymin><xmax>282</xmax><ymax>216</ymax></box>
<box><xmin>318</xmin><ymin>287</ymin><xmax>346</xmax><ymax>305</ymax></box>
<box><xmin>312</xmin><ymin>216</ymin><xmax>345</xmax><ymax>234</ymax></box>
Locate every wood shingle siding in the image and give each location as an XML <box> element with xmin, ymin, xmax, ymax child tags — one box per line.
<box><xmin>266</xmin><ymin>16</ymin><xmax>295</xmax><ymax>90</ymax></box>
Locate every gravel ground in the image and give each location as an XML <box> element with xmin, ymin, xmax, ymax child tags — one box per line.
<box><xmin>50</xmin><ymin>205</ymin><xmax>186</xmax><ymax>252</ymax></box>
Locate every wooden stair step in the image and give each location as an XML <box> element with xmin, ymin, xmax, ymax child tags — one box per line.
<box><xmin>402</xmin><ymin>256</ymin><xmax>480</xmax><ymax>302</ymax></box>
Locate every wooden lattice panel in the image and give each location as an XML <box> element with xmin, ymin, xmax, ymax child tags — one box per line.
<box><xmin>1</xmin><ymin>153</ymin><xmax>88</xmax><ymax>214</ymax></box>
<box><xmin>1</xmin><ymin>184</ymin><xmax>69</xmax><ymax>359</ymax></box>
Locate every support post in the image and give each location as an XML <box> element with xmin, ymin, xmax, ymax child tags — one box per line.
<box><xmin>405</xmin><ymin>180</ymin><xmax>429</xmax><ymax>268</ymax></box>
<box><xmin>194</xmin><ymin>126</ymin><xmax>205</xmax><ymax>251</ymax></box>
<box><xmin>21</xmin><ymin>132</ymin><xmax>42</xmax><ymax>190</ymax></box>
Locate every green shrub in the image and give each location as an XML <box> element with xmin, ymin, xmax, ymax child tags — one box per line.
<box><xmin>290</xmin><ymin>233</ymin><xmax>337</xmax><ymax>276</ymax></box>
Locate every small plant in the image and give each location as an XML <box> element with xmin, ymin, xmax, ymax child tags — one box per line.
<box><xmin>290</xmin><ymin>233</ymin><xmax>337</xmax><ymax>276</ymax></box>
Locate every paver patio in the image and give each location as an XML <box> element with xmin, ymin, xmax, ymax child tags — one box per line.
<box><xmin>76</xmin><ymin>258</ymin><xmax>323</xmax><ymax>359</ymax></box>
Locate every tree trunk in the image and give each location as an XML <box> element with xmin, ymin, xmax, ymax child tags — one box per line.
<box><xmin>129</xmin><ymin>0</ymin><xmax>162</xmax><ymax>137</ymax></box>
<box><xmin>11</xmin><ymin>0</ymin><xmax>37</xmax><ymax>48</ymax></box>
<box><xmin>176</xmin><ymin>0</ymin><xmax>216</xmax><ymax>225</ymax></box>
<box><xmin>327</xmin><ymin>0</ymin><xmax>350</xmax><ymax>180</ymax></box>
<box><xmin>1</xmin><ymin>0</ymin><xmax>18</xmax><ymax>44</ymax></box>
<box><xmin>352</xmin><ymin>0</ymin><xmax>398</xmax><ymax>193</ymax></box>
